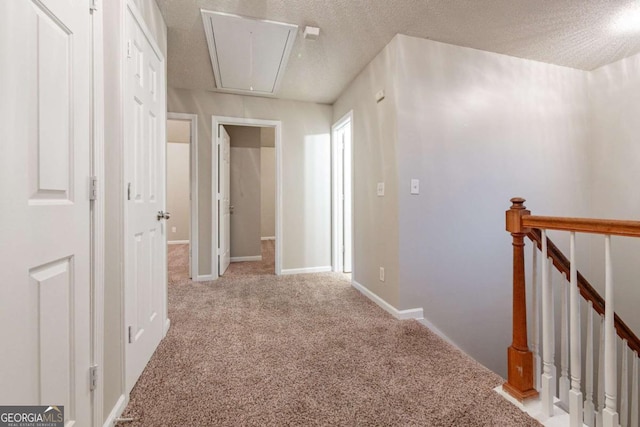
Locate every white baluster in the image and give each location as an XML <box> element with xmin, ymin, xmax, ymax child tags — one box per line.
<box><xmin>597</xmin><ymin>315</ymin><xmax>605</xmax><ymax>427</ymax></box>
<box><xmin>621</xmin><ymin>341</ymin><xmax>629</xmax><ymax>427</ymax></box>
<box><xmin>631</xmin><ymin>352</ymin><xmax>638</xmax><ymax>427</ymax></box>
<box><xmin>569</xmin><ymin>232</ymin><xmax>583</xmax><ymax>427</ymax></box>
<box><xmin>548</xmin><ymin>253</ymin><xmax>557</xmax><ymax>397</ymax></box>
<box><xmin>541</xmin><ymin>230</ymin><xmax>555</xmax><ymax>418</ymax></box>
<box><xmin>532</xmin><ymin>245</ymin><xmax>541</xmax><ymax>391</ymax></box>
<box><xmin>584</xmin><ymin>301</ymin><xmax>595</xmax><ymax>427</ymax></box>
<box><xmin>602</xmin><ymin>235</ymin><xmax>619</xmax><ymax>427</ymax></box>
<box><xmin>560</xmin><ymin>272</ymin><xmax>570</xmax><ymax>408</ymax></box>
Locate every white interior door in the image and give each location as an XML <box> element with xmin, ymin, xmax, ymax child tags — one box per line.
<box><xmin>0</xmin><ymin>1</ymin><xmax>92</xmax><ymax>425</ymax></box>
<box><xmin>342</xmin><ymin>122</ymin><xmax>353</xmax><ymax>273</ymax></box>
<box><xmin>124</xmin><ymin>6</ymin><xmax>167</xmax><ymax>392</ymax></box>
<box><xmin>218</xmin><ymin>126</ymin><xmax>231</xmax><ymax>275</ymax></box>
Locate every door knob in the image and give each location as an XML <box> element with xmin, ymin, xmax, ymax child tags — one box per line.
<box><xmin>157</xmin><ymin>211</ymin><xmax>171</xmax><ymax>221</ymax></box>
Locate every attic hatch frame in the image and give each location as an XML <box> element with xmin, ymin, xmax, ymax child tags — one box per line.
<box><xmin>201</xmin><ymin>9</ymin><xmax>298</xmax><ymax>97</ymax></box>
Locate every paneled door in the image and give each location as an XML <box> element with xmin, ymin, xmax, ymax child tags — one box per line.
<box><xmin>218</xmin><ymin>126</ymin><xmax>231</xmax><ymax>275</ymax></box>
<box><xmin>124</xmin><ymin>5</ymin><xmax>167</xmax><ymax>392</ymax></box>
<box><xmin>0</xmin><ymin>0</ymin><xmax>92</xmax><ymax>425</ymax></box>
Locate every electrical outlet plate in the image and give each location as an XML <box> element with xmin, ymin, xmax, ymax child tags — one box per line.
<box><xmin>377</xmin><ymin>182</ymin><xmax>385</xmax><ymax>196</ymax></box>
<box><xmin>410</xmin><ymin>179</ymin><xmax>419</xmax><ymax>195</ymax></box>
<box><xmin>379</xmin><ymin>267</ymin><xmax>385</xmax><ymax>282</ymax></box>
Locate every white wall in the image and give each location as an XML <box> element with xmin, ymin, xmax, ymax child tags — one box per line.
<box><xmin>587</xmin><ymin>52</ymin><xmax>640</xmax><ymax>336</ymax></box>
<box><xmin>261</xmin><ymin>147</ymin><xmax>276</xmax><ymax>238</ymax></box>
<box><xmin>167</xmin><ymin>142</ymin><xmax>190</xmax><ymax>242</ymax></box>
<box><xmin>103</xmin><ymin>0</ymin><xmax>166</xmax><ymax>422</ymax></box>
<box><xmin>333</xmin><ymin>38</ymin><xmax>401</xmax><ymax>306</ymax></box>
<box><xmin>168</xmin><ymin>88</ymin><xmax>332</xmax><ymax>275</ymax></box>
<box><xmin>227</xmin><ymin>126</ymin><xmax>262</xmax><ymax>258</ymax></box>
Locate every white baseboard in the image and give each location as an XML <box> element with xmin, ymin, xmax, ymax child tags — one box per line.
<box><xmin>261</xmin><ymin>236</ymin><xmax>275</xmax><ymax>241</ymax></box>
<box><xmin>231</xmin><ymin>256</ymin><xmax>262</xmax><ymax>262</ymax></box>
<box><xmin>168</xmin><ymin>240</ymin><xmax>189</xmax><ymax>245</ymax></box>
<box><xmin>351</xmin><ymin>280</ymin><xmax>423</xmax><ymax>320</ymax></box>
<box><xmin>103</xmin><ymin>394</ymin><xmax>127</xmax><ymax>427</ymax></box>
<box><xmin>280</xmin><ymin>266</ymin><xmax>332</xmax><ymax>275</ymax></box>
<box><xmin>196</xmin><ymin>274</ymin><xmax>215</xmax><ymax>281</ymax></box>
<box><xmin>416</xmin><ymin>317</ymin><xmax>462</xmax><ymax>350</ymax></box>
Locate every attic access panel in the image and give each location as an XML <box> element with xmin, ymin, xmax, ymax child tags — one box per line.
<box><xmin>201</xmin><ymin>10</ymin><xmax>298</xmax><ymax>97</ymax></box>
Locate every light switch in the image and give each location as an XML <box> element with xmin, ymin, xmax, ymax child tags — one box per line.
<box><xmin>171</xmin><ymin>226</ymin><xmax>177</xmax><ymax>233</ymax></box>
<box><xmin>377</xmin><ymin>182</ymin><xmax>385</xmax><ymax>196</ymax></box>
<box><xmin>410</xmin><ymin>179</ymin><xmax>419</xmax><ymax>195</ymax></box>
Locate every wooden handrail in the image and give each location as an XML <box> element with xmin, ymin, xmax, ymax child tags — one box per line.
<box><xmin>503</xmin><ymin>197</ymin><xmax>640</xmax><ymax>403</ymax></box>
<box><xmin>527</xmin><ymin>228</ymin><xmax>640</xmax><ymax>355</ymax></box>
<box><xmin>522</xmin><ymin>215</ymin><xmax>640</xmax><ymax>238</ymax></box>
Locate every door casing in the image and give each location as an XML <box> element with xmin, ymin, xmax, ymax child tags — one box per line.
<box><xmin>211</xmin><ymin>116</ymin><xmax>283</xmax><ymax>278</ymax></box>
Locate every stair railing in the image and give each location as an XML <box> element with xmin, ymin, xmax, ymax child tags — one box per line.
<box><xmin>503</xmin><ymin>198</ymin><xmax>640</xmax><ymax>427</ymax></box>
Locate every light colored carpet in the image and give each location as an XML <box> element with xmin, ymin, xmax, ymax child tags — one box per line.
<box><xmin>120</xmin><ymin>242</ymin><xmax>539</xmax><ymax>426</ymax></box>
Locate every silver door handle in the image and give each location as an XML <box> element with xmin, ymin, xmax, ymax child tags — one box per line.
<box><xmin>157</xmin><ymin>211</ymin><xmax>171</xmax><ymax>221</ymax></box>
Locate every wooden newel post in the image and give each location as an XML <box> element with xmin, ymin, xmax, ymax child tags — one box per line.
<box><xmin>503</xmin><ymin>198</ymin><xmax>539</xmax><ymax>401</ymax></box>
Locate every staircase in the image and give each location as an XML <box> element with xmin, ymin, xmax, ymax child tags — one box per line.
<box><xmin>500</xmin><ymin>198</ymin><xmax>640</xmax><ymax>427</ymax></box>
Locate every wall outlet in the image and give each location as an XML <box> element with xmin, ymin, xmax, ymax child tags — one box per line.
<box><xmin>377</xmin><ymin>182</ymin><xmax>385</xmax><ymax>196</ymax></box>
<box><xmin>171</xmin><ymin>226</ymin><xmax>177</xmax><ymax>233</ymax></box>
<box><xmin>379</xmin><ymin>267</ymin><xmax>385</xmax><ymax>282</ymax></box>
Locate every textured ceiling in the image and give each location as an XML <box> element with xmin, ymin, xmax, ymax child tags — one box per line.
<box><xmin>156</xmin><ymin>0</ymin><xmax>640</xmax><ymax>104</ymax></box>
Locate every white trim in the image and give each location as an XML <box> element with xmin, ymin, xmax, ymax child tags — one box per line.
<box><xmin>231</xmin><ymin>256</ymin><xmax>262</xmax><ymax>262</ymax></box>
<box><xmin>332</xmin><ymin>110</ymin><xmax>354</xmax><ymax>274</ymax></box>
<box><xmin>281</xmin><ymin>266</ymin><xmax>332</xmax><ymax>275</ymax></box>
<box><xmin>212</xmin><ymin>116</ymin><xmax>283</xmax><ymax>278</ymax></box>
<box><xmin>91</xmin><ymin>4</ymin><xmax>105</xmax><ymax>426</ymax></box>
<box><xmin>416</xmin><ymin>318</ymin><xmax>462</xmax><ymax>350</ymax></box>
<box><xmin>167</xmin><ymin>112</ymin><xmax>198</xmax><ymax>279</ymax></box>
<box><xmin>102</xmin><ymin>394</ymin><xmax>127</xmax><ymax>427</ymax></box>
<box><xmin>168</xmin><ymin>240</ymin><xmax>190</xmax><ymax>245</ymax></box>
<box><xmin>261</xmin><ymin>236</ymin><xmax>276</xmax><ymax>241</ymax></box>
<box><xmin>351</xmin><ymin>280</ymin><xmax>423</xmax><ymax>320</ymax></box>
<box><xmin>196</xmin><ymin>274</ymin><xmax>215</xmax><ymax>282</ymax></box>
<box><xmin>164</xmin><ymin>318</ymin><xmax>171</xmax><ymax>336</ymax></box>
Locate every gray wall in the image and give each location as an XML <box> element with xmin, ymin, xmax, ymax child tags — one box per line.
<box><xmin>587</xmin><ymin>52</ymin><xmax>640</xmax><ymax>335</ymax></box>
<box><xmin>103</xmin><ymin>0</ymin><xmax>166</xmax><ymax>422</ymax></box>
<box><xmin>167</xmin><ymin>88</ymin><xmax>333</xmax><ymax>275</ymax></box>
<box><xmin>167</xmin><ymin>142</ymin><xmax>190</xmax><ymax>242</ymax></box>
<box><xmin>333</xmin><ymin>38</ymin><xmax>401</xmax><ymax>307</ymax></box>
<box><xmin>394</xmin><ymin>35</ymin><xmax>591</xmax><ymax>376</ymax></box>
<box><xmin>334</xmin><ymin>34</ymin><xmax>594</xmax><ymax>376</ymax></box>
<box><xmin>227</xmin><ymin>126</ymin><xmax>262</xmax><ymax>259</ymax></box>
<box><xmin>261</xmin><ymin>146</ymin><xmax>276</xmax><ymax>238</ymax></box>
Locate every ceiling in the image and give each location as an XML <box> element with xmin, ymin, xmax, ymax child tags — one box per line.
<box><xmin>156</xmin><ymin>0</ymin><xmax>640</xmax><ymax>104</ymax></box>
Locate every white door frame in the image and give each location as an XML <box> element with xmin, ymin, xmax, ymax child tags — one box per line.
<box><xmin>211</xmin><ymin>116</ymin><xmax>283</xmax><ymax>277</ymax></box>
<box><xmin>167</xmin><ymin>112</ymin><xmax>198</xmax><ymax>280</ymax></box>
<box><xmin>90</xmin><ymin>2</ymin><xmax>105</xmax><ymax>426</ymax></box>
<box><xmin>332</xmin><ymin>110</ymin><xmax>354</xmax><ymax>274</ymax></box>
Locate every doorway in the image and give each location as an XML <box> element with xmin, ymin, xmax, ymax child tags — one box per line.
<box><xmin>332</xmin><ymin>111</ymin><xmax>353</xmax><ymax>274</ymax></box>
<box><xmin>213</xmin><ymin>117</ymin><xmax>283</xmax><ymax>277</ymax></box>
<box><xmin>166</xmin><ymin>113</ymin><xmax>198</xmax><ymax>281</ymax></box>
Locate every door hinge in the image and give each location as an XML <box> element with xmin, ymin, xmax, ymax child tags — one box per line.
<box><xmin>217</xmin><ymin>193</ymin><xmax>221</xmax><ymax>201</ymax></box>
<box><xmin>127</xmin><ymin>40</ymin><xmax>133</xmax><ymax>59</ymax></box>
<box><xmin>89</xmin><ymin>0</ymin><xmax>98</xmax><ymax>12</ymax></box>
<box><xmin>127</xmin><ymin>183</ymin><xmax>132</xmax><ymax>201</ymax></box>
<box><xmin>128</xmin><ymin>326</ymin><xmax>134</xmax><ymax>343</ymax></box>
<box><xmin>89</xmin><ymin>365</ymin><xmax>98</xmax><ymax>391</ymax></box>
<box><xmin>89</xmin><ymin>176</ymin><xmax>98</xmax><ymax>201</ymax></box>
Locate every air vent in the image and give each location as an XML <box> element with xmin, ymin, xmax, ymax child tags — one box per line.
<box><xmin>201</xmin><ymin>10</ymin><xmax>298</xmax><ymax>97</ymax></box>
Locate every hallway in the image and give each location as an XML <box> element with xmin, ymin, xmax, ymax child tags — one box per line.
<box><xmin>120</xmin><ymin>242</ymin><xmax>538</xmax><ymax>426</ymax></box>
